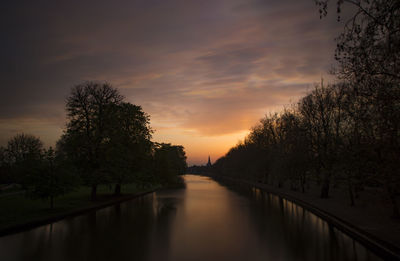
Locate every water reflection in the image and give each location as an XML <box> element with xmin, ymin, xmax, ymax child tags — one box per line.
<box><xmin>0</xmin><ymin>175</ymin><xmax>382</xmax><ymax>261</ymax></box>
<box><xmin>243</xmin><ymin>187</ymin><xmax>380</xmax><ymax>261</ymax></box>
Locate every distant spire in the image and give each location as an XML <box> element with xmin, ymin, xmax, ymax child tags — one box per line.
<box><xmin>207</xmin><ymin>155</ymin><xmax>211</xmax><ymax>167</ymax></box>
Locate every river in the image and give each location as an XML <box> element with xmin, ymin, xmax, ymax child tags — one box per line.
<box><xmin>0</xmin><ymin>175</ymin><xmax>381</xmax><ymax>261</ymax></box>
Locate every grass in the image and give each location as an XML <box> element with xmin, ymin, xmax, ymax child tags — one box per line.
<box><xmin>0</xmin><ymin>184</ymin><xmax>22</xmax><ymax>194</ymax></box>
<box><xmin>0</xmin><ymin>183</ymin><xmax>159</xmax><ymax>232</ymax></box>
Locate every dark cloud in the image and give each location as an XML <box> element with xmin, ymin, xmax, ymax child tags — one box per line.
<box><xmin>1</xmin><ymin>0</ymin><xmax>347</xmax><ymax>163</ymax></box>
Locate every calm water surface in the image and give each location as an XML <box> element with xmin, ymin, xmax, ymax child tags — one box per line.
<box><xmin>0</xmin><ymin>175</ymin><xmax>381</xmax><ymax>261</ymax></box>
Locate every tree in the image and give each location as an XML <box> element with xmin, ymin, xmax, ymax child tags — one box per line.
<box><xmin>153</xmin><ymin>143</ymin><xmax>187</xmax><ymax>186</ymax></box>
<box><xmin>26</xmin><ymin>147</ymin><xmax>79</xmax><ymax>209</ymax></box>
<box><xmin>316</xmin><ymin>0</ymin><xmax>400</xmax><ymax>82</ymax></box>
<box><xmin>316</xmin><ymin>0</ymin><xmax>400</xmax><ymax>217</ymax></box>
<box><xmin>277</xmin><ymin>109</ymin><xmax>310</xmax><ymax>192</ymax></box>
<box><xmin>6</xmin><ymin>133</ymin><xmax>43</xmax><ymax>164</ymax></box>
<box><xmin>104</xmin><ymin>102</ymin><xmax>153</xmax><ymax>195</ymax></box>
<box><xmin>247</xmin><ymin>113</ymin><xmax>280</xmax><ymax>185</ymax></box>
<box><xmin>62</xmin><ymin>82</ymin><xmax>123</xmax><ymax>200</ymax></box>
<box><xmin>299</xmin><ymin>83</ymin><xmax>340</xmax><ymax>198</ymax></box>
<box><xmin>0</xmin><ymin>146</ymin><xmax>11</xmax><ymax>184</ymax></box>
<box><xmin>5</xmin><ymin>133</ymin><xmax>44</xmax><ymax>186</ymax></box>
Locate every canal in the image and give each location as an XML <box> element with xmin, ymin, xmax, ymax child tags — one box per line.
<box><xmin>0</xmin><ymin>175</ymin><xmax>381</xmax><ymax>261</ymax></box>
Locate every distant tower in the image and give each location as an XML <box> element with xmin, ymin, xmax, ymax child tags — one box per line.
<box><xmin>206</xmin><ymin>156</ymin><xmax>212</xmax><ymax>167</ymax></box>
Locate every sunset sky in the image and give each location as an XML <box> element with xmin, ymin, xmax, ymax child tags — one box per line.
<box><xmin>1</xmin><ymin>0</ymin><xmax>347</xmax><ymax>165</ymax></box>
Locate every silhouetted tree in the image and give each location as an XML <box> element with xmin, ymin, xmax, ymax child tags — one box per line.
<box><xmin>153</xmin><ymin>143</ymin><xmax>187</xmax><ymax>186</ymax></box>
<box><xmin>25</xmin><ymin>147</ymin><xmax>79</xmax><ymax>209</ymax></box>
<box><xmin>247</xmin><ymin>113</ymin><xmax>281</xmax><ymax>185</ymax></box>
<box><xmin>104</xmin><ymin>102</ymin><xmax>153</xmax><ymax>195</ymax></box>
<box><xmin>5</xmin><ymin>133</ymin><xmax>44</xmax><ymax>186</ymax></box>
<box><xmin>316</xmin><ymin>0</ymin><xmax>400</xmax><ymax>82</ymax></box>
<box><xmin>62</xmin><ymin>82</ymin><xmax>123</xmax><ymax>200</ymax></box>
<box><xmin>211</xmin><ymin>0</ymin><xmax>399</xmax><ymax>218</ymax></box>
<box><xmin>299</xmin><ymin>82</ymin><xmax>348</xmax><ymax>198</ymax></box>
<box><xmin>0</xmin><ymin>146</ymin><xmax>11</xmax><ymax>185</ymax></box>
<box><xmin>316</xmin><ymin>0</ymin><xmax>400</xmax><ymax>216</ymax></box>
<box><xmin>278</xmin><ymin>109</ymin><xmax>310</xmax><ymax>192</ymax></box>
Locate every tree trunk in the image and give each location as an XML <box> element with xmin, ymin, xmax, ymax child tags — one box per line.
<box><xmin>91</xmin><ymin>184</ymin><xmax>97</xmax><ymax>201</ymax></box>
<box><xmin>348</xmin><ymin>181</ymin><xmax>355</xmax><ymax>206</ymax></box>
<box><xmin>388</xmin><ymin>188</ymin><xmax>400</xmax><ymax>219</ymax></box>
<box><xmin>114</xmin><ymin>183</ymin><xmax>121</xmax><ymax>196</ymax></box>
<box><xmin>320</xmin><ymin>176</ymin><xmax>330</xmax><ymax>198</ymax></box>
<box><xmin>50</xmin><ymin>196</ymin><xmax>54</xmax><ymax>209</ymax></box>
<box><xmin>390</xmin><ymin>196</ymin><xmax>400</xmax><ymax>219</ymax></box>
<box><xmin>346</xmin><ymin>171</ymin><xmax>355</xmax><ymax>206</ymax></box>
<box><xmin>354</xmin><ymin>183</ymin><xmax>361</xmax><ymax>199</ymax></box>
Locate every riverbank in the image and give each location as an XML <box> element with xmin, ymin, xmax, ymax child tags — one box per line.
<box><xmin>0</xmin><ymin>184</ymin><xmax>159</xmax><ymax>237</ymax></box>
<box><xmin>213</xmin><ymin>175</ymin><xmax>400</xmax><ymax>260</ymax></box>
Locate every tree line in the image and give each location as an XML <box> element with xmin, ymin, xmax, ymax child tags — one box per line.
<box><xmin>213</xmin><ymin>0</ymin><xmax>399</xmax><ymax>217</ymax></box>
<box><xmin>0</xmin><ymin>82</ymin><xmax>187</xmax><ymax>208</ymax></box>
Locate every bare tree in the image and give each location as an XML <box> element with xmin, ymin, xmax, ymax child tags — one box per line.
<box><xmin>316</xmin><ymin>0</ymin><xmax>400</xmax><ymax>217</ymax></box>
<box><xmin>5</xmin><ymin>133</ymin><xmax>44</xmax><ymax>185</ymax></box>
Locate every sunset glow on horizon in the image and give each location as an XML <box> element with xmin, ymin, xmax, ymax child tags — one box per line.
<box><xmin>1</xmin><ymin>0</ymin><xmax>348</xmax><ymax>165</ymax></box>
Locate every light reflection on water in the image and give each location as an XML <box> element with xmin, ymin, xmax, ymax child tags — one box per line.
<box><xmin>0</xmin><ymin>175</ymin><xmax>382</xmax><ymax>261</ymax></box>
<box><xmin>246</xmin><ymin>186</ymin><xmax>379</xmax><ymax>261</ymax></box>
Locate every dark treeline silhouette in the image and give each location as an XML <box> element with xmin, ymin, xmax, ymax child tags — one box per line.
<box><xmin>0</xmin><ymin>82</ymin><xmax>187</xmax><ymax>207</ymax></box>
<box><xmin>153</xmin><ymin>143</ymin><xmax>187</xmax><ymax>187</ymax></box>
<box><xmin>187</xmin><ymin>165</ymin><xmax>210</xmax><ymax>175</ymax></box>
<box><xmin>213</xmin><ymin>0</ymin><xmax>399</xmax><ymax>218</ymax></box>
<box><xmin>187</xmin><ymin>157</ymin><xmax>212</xmax><ymax>175</ymax></box>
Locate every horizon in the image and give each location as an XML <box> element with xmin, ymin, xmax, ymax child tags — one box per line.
<box><xmin>1</xmin><ymin>1</ymin><xmax>399</xmax><ymax>260</ymax></box>
<box><xmin>1</xmin><ymin>0</ymin><xmax>348</xmax><ymax>165</ymax></box>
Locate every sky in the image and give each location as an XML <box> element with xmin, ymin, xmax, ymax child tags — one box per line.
<box><xmin>1</xmin><ymin>0</ymin><xmax>346</xmax><ymax>165</ymax></box>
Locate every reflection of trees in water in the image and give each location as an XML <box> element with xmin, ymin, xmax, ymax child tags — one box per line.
<box><xmin>1</xmin><ymin>191</ymin><xmax>184</xmax><ymax>261</ymax></box>
<box><xmin>150</xmin><ymin>189</ymin><xmax>186</xmax><ymax>261</ymax></box>
<box><xmin>0</xmin><ymin>180</ymin><xmax>381</xmax><ymax>261</ymax></box>
<box><xmin>10</xmin><ymin>195</ymin><xmax>155</xmax><ymax>261</ymax></box>
<box><xmin>149</xmin><ymin>194</ymin><xmax>180</xmax><ymax>261</ymax></box>
<box><xmin>226</xmin><ymin>184</ymin><xmax>380</xmax><ymax>261</ymax></box>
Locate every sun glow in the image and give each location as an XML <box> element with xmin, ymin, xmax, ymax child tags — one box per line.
<box><xmin>153</xmin><ymin>128</ymin><xmax>249</xmax><ymax>165</ymax></box>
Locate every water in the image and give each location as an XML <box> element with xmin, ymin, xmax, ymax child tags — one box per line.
<box><xmin>0</xmin><ymin>175</ymin><xmax>381</xmax><ymax>261</ymax></box>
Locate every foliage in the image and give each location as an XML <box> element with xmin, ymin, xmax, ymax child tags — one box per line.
<box><xmin>1</xmin><ymin>81</ymin><xmax>186</xmax><ymax>214</ymax></box>
<box><xmin>4</xmin><ymin>133</ymin><xmax>44</xmax><ymax>186</ymax></box>
<box><xmin>214</xmin><ymin>0</ymin><xmax>400</xmax><ymax>217</ymax></box>
<box><xmin>153</xmin><ymin>143</ymin><xmax>187</xmax><ymax>187</ymax></box>
<box><xmin>104</xmin><ymin>102</ymin><xmax>153</xmax><ymax>194</ymax></box>
<box><xmin>0</xmin><ymin>147</ymin><xmax>11</xmax><ymax>184</ymax></box>
<box><xmin>317</xmin><ymin>0</ymin><xmax>400</xmax><ymax>215</ymax></box>
<box><xmin>25</xmin><ymin>147</ymin><xmax>80</xmax><ymax>209</ymax></box>
<box><xmin>59</xmin><ymin>81</ymin><xmax>179</xmax><ymax>198</ymax></box>
<box><xmin>5</xmin><ymin>133</ymin><xmax>43</xmax><ymax>164</ymax></box>
<box><xmin>213</xmin><ymin>79</ymin><xmax>399</xmax><ymax>215</ymax></box>
<box><xmin>60</xmin><ymin>81</ymin><xmax>124</xmax><ymax>200</ymax></box>
<box><xmin>316</xmin><ymin>0</ymin><xmax>400</xmax><ymax>82</ymax></box>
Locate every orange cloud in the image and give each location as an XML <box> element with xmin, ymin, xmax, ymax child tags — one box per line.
<box><xmin>1</xmin><ymin>0</ymin><xmax>348</xmax><ymax>165</ymax></box>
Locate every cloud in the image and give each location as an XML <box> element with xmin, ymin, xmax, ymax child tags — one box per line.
<box><xmin>1</xmin><ymin>0</ymin><xmax>347</xmax><ymax>163</ymax></box>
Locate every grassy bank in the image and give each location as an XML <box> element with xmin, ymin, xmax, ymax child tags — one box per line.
<box><xmin>0</xmin><ymin>183</ymin><xmax>159</xmax><ymax>233</ymax></box>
